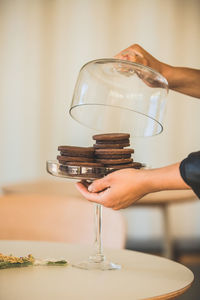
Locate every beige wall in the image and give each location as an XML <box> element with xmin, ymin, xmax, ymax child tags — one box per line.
<box><xmin>0</xmin><ymin>0</ymin><xmax>200</xmax><ymax>239</ymax></box>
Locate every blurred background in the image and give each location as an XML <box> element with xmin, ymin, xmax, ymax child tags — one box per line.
<box><xmin>0</xmin><ymin>0</ymin><xmax>200</xmax><ymax>287</ymax></box>
<box><xmin>0</xmin><ymin>0</ymin><xmax>200</xmax><ymax>297</ymax></box>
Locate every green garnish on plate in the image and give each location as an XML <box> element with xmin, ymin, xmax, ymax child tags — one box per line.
<box><xmin>0</xmin><ymin>253</ymin><xmax>34</xmax><ymax>269</ymax></box>
<box><xmin>0</xmin><ymin>253</ymin><xmax>68</xmax><ymax>269</ymax></box>
<box><xmin>46</xmin><ymin>260</ymin><xmax>68</xmax><ymax>266</ymax></box>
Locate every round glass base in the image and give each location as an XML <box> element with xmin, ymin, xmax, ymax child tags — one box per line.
<box><xmin>72</xmin><ymin>259</ymin><xmax>121</xmax><ymax>270</ymax></box>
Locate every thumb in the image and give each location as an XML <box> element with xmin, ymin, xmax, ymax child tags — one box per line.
<box><xmin>88</xmin><ymin>177</ymin><xmax>110</xmax><ymax>193</ymax></box>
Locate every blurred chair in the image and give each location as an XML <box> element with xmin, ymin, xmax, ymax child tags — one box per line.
<box><xmin>133</xmin><ymin>190</ymin><xmax>197</xmax><ymax>258</ymax></box>
<box><xmin>2</xmin><ymin>179</ymin><xmax>81</xmax><ymax>198</ymax></box>
<box><xmin>0</xmin><ymin>194</ymin><xmax>126</xmax><ymax>249</ymax></box>
<box><xmin>2</xmin><ymin>180</ymin><xmax>197</xmax><ymax>258</ymax></box>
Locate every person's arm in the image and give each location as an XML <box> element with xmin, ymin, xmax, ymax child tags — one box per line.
<box><xmin>75</xmin><ymin>45</ymin><xmax>200</xmax><ymax>210</ymax></box>
<box><xmin>115</xmin><ymin>44</ymin><xmax>200</xmax><ymax>98</ymax></box>
<box><xmin>76</xmin><ymin>162</ymin><xmax>190</xmax><ymax>210</ymax></box>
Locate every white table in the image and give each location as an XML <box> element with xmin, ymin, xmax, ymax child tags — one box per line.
<box><xmin>0</xmin><ymin>241</ymin><xmax>194</xmax><ymax>300</ymax></box>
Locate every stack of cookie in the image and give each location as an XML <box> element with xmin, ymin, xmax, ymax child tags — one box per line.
<box><xmin>57</xmin><ymin>145</ymin><xmax>103</xmax><ymax>168</ymax></box>
<box><xmin>57</xmin><ymin>133</ymin><xmax>143</xmax><ymax>176</ymax></box>
<box><xmin>93</xmin><ymin>133</ymin><xmax>143</xmax><ymax>171</ymax></box>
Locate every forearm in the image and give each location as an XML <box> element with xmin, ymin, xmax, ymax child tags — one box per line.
<box><xmin>146</xmin><ymin>162</ymin><xmax>190</xmax><ymax>193</ymax></box>
<box><xmin>76</xmin><ymin>163</ymin><xmax>192</xmax><ymax>210</ymax></box>
<box><xmin>161</xmin><ymin>64</ymin><xmax>200</xmax><ymax>98</ymax></box>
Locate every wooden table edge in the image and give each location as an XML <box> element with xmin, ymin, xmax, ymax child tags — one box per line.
<box><xmin>146</xmin><ymin>280</ymin><xmax>194</xmax><ymax>300</ymax></box>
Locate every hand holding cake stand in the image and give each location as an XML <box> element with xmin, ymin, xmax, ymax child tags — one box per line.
<box><xmin>46</xmin><ymin>160</ymin><xmax>121</xmax><ymax>270</ymax></box>
<box><xmin>46</xmin><ymin>58</ymin><xmax>168</xmax><ymax>270</ymax></box>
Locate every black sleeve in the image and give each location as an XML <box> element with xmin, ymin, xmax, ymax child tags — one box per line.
<box><xmin>179</xmin><ymin>151</ymin><xmax>200</xmax><ymax>198</ymax></box>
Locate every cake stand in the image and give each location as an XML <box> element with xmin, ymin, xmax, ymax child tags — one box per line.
<box><xmin>47</xmin><ymin>58</ymin><xmax>168</xmax><ymax>270</ymax></box>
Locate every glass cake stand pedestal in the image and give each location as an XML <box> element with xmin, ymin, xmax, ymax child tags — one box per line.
<box><xmin>46</xmin><ymin>160</ymin><xmax>121</xmax><ymax>270</ymax></box>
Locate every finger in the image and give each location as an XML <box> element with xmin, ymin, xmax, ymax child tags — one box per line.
<box><xmin>115</xmin><ymin>52</ymin><xmax>142</xmax><ymax>65</ymax></box>
<box><xmin>115</xmin><ymin>53</ymin><xmax>129</xmax><ymax>60</ymax></box>
<box><xmin>115</xmin><ymin>44</ymin><xmax>146</xmax><ymax>62</ymax></box>
<box><xmin>115</xmin><ymin>52</ymin><xmax>135</xmax><ymax>61</ymax></box>
<box><xmin>76</xmin><ymin>182</ymin><xmax>89</xmax><ymax>194</ymax></box>
<box><xmin>75</xmin><ymin>182</ymin><xmax>105</xmax><ymax>204</ymax></box>
<box><xmin>88</xmin><ymin>177</ymin><xmax>110</xmax><ymax>193</ymax></box>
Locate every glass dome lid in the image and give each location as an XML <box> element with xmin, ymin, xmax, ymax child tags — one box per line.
<box><xmin>69</xmin><ymin>58</ymin><xmax>168</xmax><ymax>137</ymax></box>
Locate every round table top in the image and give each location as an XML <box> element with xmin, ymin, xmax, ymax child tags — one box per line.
<box><xmin>0</xmin><ymin>241</ymin><xmax>194</xmax><ymax>300</ymax></box>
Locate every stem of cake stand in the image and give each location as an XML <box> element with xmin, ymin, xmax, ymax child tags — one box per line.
<box><xmin>90</xmin><ymin>203</ymin><xmax>104</xmax><ymax>262</ymax></box>
<box><xmin>73</xmin><ymin>201</ymin><xmax>121</xmax><ymax>270</ymax></box>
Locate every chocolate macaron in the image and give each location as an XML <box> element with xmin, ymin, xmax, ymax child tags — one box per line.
<box><xmin>58</xmin><ymin>146</ymin><xmax>94</xmax><ymax>157</ymax></box>
<box><xmin>95</xmin><ymin>148</ymin><xmax>134</xmax><ymax>157</ymax></box>
<box><xmin>93</xmin><ymin>133</ymin><xmax>130</xmax><ymax>142</ymax></box>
